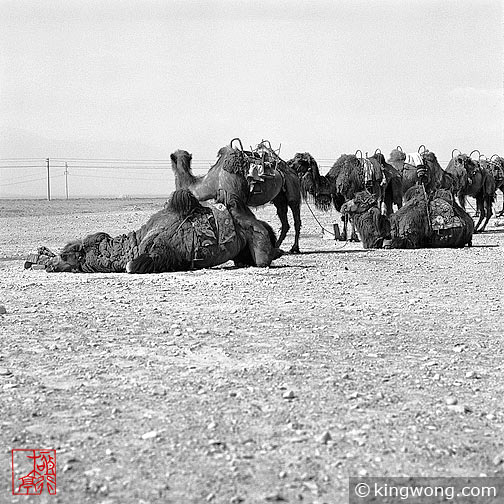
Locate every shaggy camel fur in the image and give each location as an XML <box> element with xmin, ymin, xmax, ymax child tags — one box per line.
<box><xmin>47</xmin><ymin>189</ymin><xmax>281</xmax><ymax>273</ymax></box>
<box><xmin>171</xmin><ymin>143</ymin><xmax>302</xmax><ymax>254</ymax></box>
<box><xmin>341</xmin><ymin>188</ymin><xmax>474</xmax><ymax>249</ymax></box>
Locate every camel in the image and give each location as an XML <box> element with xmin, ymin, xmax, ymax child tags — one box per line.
<box><xmin>388</xmin><ymin>145</ymin><xmax>454</xmax><ymax>196</ymax></box>
<box><xmin>45</xmin><ymin>189</ymin><xmax>281</xmax><ymax>273</ymax></box>
<box><xmin>170</xmin><ymin>139</ymin><xmax>302</xmax><ymax>254</ymax></box>
<box><xmin>481</xmin><ymin>155</ymin><xmax>504</xmax><ymax>216</ymax></box>
<box><xmin>287</xmin><ymin>152</ymin><xmax>334</xmax><ymax>211</ymax></box>
<box><xmin>340</xmin><ymin>187</ymin><xmax>474</xmax><ymax>249</ymax></box>
<box><xmin>445</xmin><ymin>152</ymin><xmax>496</xmax><ymax>232</ymax></box>
<box><xmin>288</xmin><ymin>150</ymin><xmax>403</xmax><ymax>241</ymax></box>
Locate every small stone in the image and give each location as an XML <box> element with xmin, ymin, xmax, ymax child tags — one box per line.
<box><xmin>447</xmin><ymin>404</ymin><xmax>471</xmax><ymax>414</ymax></box>
<box><xmin>376</xmin><ymin>391</ymin><xmax>385</xmax><ymax>399</ymax></box>
<box><xmin>206</xmin><ymin>492</ymin><xmax>215</xmax><ymax>501</ymax></box>
<box><xmin>278</xmin><ymin>471</ymin><xmax>288</xmax><ymax>479</ymax></box>
<box><xmin>173</xmin><ymin>329</ymin><xmax>182</xmax><ymax>337</ymax></box>
<box><xmin>445</xmin><ymin>397</ymin><xmax>458</xmax><ymax>405</ymax></box>
<box><xmin>105</xmin><ymin>449</ymin><xmax>113</xmax><ymax>456</ymax></box>
<box><xmin>317</xmin><ymin>431</ymin><xmax>332</xmax><ymax>444</ymax></box>
<box><xmin>465</xmin><ymin>371</ymin><xmax>479</xmax><ymax>379</ymax></box>
<box><xmin>282</xmin><ymin>390</ymin><xmax>296</xmax><ymax>400</ymax></box>
<box><xmin>493</xmin><ymin>454</ymin><xmax>504</xmax><ymax>466</ymax></box>
<box><xmin>265</xmin><ymin>493</ymin><xmax>287</xmax><ymax>502</ymax></box>
<box><xmin>0</xmin><ymin>367</ymin><xmax>12</xmax><ymax>376</ymax></box>
<box><xmin>0</xmin><ymin>305</ymin><xmax>7</xmax><ymax>315</ymax></box>
<box><xmin>486</xmin><ymin>413</ymin><xmax>496</xmax><ymax>421</ymax></box>
<box><xmin>141</xmin><ymin>430</ymin><xmax>158</xmax><ymax>440</ymax></box>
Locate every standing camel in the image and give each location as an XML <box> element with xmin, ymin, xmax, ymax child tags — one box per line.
<box><xmin>288</xmin><ymin>150</ymin><xmax>402</xmax><ymax>240</ymax></box>
<box><xmin>388</xmin><ymin>145</ymin><xmax>454</xmax><ymax>197</ymax></box>
<box><xmin>445</xmin><ymin>151</ymin><xmax>496</xmax><ymax>232</ymax></box>
<box><xmin>171</xmin><ymin>139</ymin><xmax>302</xmax><ymax>253</ymax></box>
<box><xmin>481</xmin><ymin>155</ymin><xmax>504</xmax><ymax>217</ymax></box>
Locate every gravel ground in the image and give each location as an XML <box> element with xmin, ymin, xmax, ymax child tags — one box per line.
<box><xmin>1</xmin><ymin>196</ymin><xmax>504</xmax><ymax>503</ymax></box>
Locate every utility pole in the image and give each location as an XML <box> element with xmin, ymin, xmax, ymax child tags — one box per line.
<box><xmin>64</xmin><ymin>162</ymin><xmax>69</xmax><ymax>200</ymax></box>
<box><xmin>46</xmin><ymin>158</ymin><xmax>51</xmax><ymax>201</ymax></box>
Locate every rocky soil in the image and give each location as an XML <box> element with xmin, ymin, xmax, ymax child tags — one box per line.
<box><xmin>1</xmin><ymin>197</ymin><xmax>504</xmax><ymax>503</ymax></box>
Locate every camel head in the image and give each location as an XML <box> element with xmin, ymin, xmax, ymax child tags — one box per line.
<box><xmin>421</xmin><ymin>150</ymin><xmax>436</xmax><ymax>166</ymax></box>
<box><xmin>46</xmin><ymin>239</ymin><xmax>86</xmax><ymax>272</ymax></box>
<box><xmin>453</xmin><ymin>154</ymin><xmax>479</xmax><ymax>184</ymax></box>
<box><xmin>170</xmin><ymin>149</ymin><xmax>192</xmax><ymax>166</ymax></box>
<box><xmin>388</xmin><ymin>149</ymin><xmax>406</xmax><ymax>163</ymax></box>
<box><xmin>288</xmin><ymin>152</ymin><xmax>318</xmax><ymax>177</ymax></box>
<box><xmin>453</xmin><ymin>154</ymin><xmax>477</xmax><ymax>173</ymax></box>
<box><xmin>170</xmin><ymin>149</ymin><xmax>192</xmax><ymax>171</ymax></box>
<box><xmin>340</xmin><ymin>191</ymin><xmax>378</xmax><ymax>216</ymax></box>
<box><xmin>289</xmin><ymin>152</ymin><xmax>323</xmax><ymax>193</ymax></box>
<box><xmin>170</xmin><ymin>149</ymin><xmax>194</xmax><ymax>191</ymax></box>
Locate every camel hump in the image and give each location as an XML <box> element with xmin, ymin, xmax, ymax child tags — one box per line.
<box><xmin>166</xmin><ymin>189</ymin><xmax>202</xmax><ymax>216</ymax></box>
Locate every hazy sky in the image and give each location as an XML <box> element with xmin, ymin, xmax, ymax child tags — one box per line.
<box><xmin>0</xmin><ymin>0</ymin><xmax>502</xmax><ymax>196</ymax></box>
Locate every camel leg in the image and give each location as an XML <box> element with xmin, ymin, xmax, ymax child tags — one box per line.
<box><xmin>235</xmin><ymin>237</ymin><xmax>273</xmax><ymax>268</ymax></box>
<box><xmin>272</xmin><ymin>194</ymin><xmax>290</xmax><ymax>251</ymax></box>
<box><xmin>458</xmin><ymin>192</ymin><xmax>466</xmax><ymax>210</ymax></box>
<box><xmin>340</xmin><ymin>214</ymin><xmax>348</xmax><ymax>241</ymax></box>
<box><xmin>477</xmin><ymin>197</ymin><xmax>493</xmax><ymax>232</ymax></box>
<box><xmin>288</xmin><ymin>200</ymin><xmax>301</xmax><ymax>254</ymax></box>
<box><xmin>498</xmin><ymin>189</ymin><xmax>504</xmax><ymax>217</ymax></box>
<box><xmin>473</xmin><ymin>198</ymin><xmax>486</xmax><ymax>232</ymax></box>
<box><xmin>350</xmin><ymin>219</ymin><xmax>359</xmax><ymax>242</ymax></box>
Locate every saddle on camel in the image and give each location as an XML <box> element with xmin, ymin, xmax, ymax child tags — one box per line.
<box><xmin>234</xmin><ymin>139</ymin><xmax>283</xmax><ymax>195</ymax></box>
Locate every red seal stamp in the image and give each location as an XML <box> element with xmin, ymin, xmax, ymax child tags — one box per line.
<box><xmin>11</xmin><ymin>449</ymin><xmax>57</xmax><ymax>495</ymax></box>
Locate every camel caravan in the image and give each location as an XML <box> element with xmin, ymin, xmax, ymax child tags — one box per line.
<box><xmin>26</xmin><ymin>139</ymin><xmax>504</xmax><ymax>273</ymax></box>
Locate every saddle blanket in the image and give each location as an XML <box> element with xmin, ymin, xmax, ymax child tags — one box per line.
<box><xmin>430</xmin><ymin>198</ymin><xmax>463</xmax><ymax>231</ymax></box>
<box><xmin>404</xmin><ymin>152</ymin><xmax>423</xmax><ymax>167</ymax></box>
<box><xmin>198</xmin><ymin>202</ymin><xmax>237</xmax><ymax>247</ymax></box>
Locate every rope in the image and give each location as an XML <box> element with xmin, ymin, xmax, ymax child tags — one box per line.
<box><xmin>304</xmin><ymin>198</ymin><xmax>335</xmax><ymax>235</ymax></box>
<box><xmin>421</xmin><ymin>182</ymin><xmax>432</xmax><ymax>233</ymax></box>
<box><xmin>304</xmin><ymin>199</ymin><xmax>349</xmax><ymax>248</ymax></box>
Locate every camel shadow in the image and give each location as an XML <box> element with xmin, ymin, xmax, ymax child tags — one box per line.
<box><xmin>478</xmin><ymin>227</ymin><xmax>504</xmax><ymax>235</ymax></box>
<box><xmin>294</xmin><ymin>248</ymin><xmax>371</xmax><ymax>256</ymax></box>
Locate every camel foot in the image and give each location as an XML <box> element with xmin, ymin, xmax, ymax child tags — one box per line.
<box><xmin>273</xmin><ymin>248</ymin><xmax>285</xmax><ymax>260</ymax></box>
<box><xmin>288</xmin><ymin>246</ymin><xmax>300</xmax><ymax>254</ymax></box>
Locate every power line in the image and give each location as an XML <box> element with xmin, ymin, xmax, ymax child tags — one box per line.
<box><xmin>0</xmin><ymin>174</ymin><xmax>64</xmax><ymax>187</ymax></box>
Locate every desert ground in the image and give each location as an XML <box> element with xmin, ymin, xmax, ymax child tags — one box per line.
<box><xmin>1</xmin><ymin>196</ymin><xmax>504</xmax><ymax>503</ymax></box>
